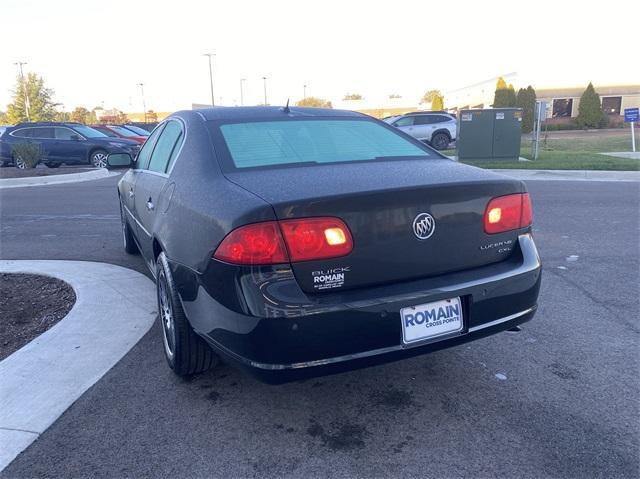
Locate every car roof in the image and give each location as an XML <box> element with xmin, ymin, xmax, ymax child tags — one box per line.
<box><xmin>12</xmin><ymin>121</ymin><xmax>84</xmax><ymax>128</ymax></box>
<box><xmin>404</xmin><ymin>111</ymin><xmax>453</xmax><ymax>116</ymax></box>
<box><xmin>184</xmin><ymin>106</ymin><xmax>368</xmax><ymax>122</ymax></box>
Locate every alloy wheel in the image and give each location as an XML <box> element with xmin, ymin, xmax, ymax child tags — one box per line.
<box><xmin>158</xmin><ymin>271</ymin><xmax>176</xmax><ymax>359</ymax></box>
<box><xmin>91</xmin><ymin>152</ymin><xmax>108</xmax><ymax>168</ymax></box>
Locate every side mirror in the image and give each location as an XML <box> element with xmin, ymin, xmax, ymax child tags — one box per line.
<box><xmin>70</xmin><ymin>134</ymin><xmax>82</xmax><ymax>141</ymax></box>
<box><xmin>106</xmin><ymin>153</ymin><xmax>133</xmax><ymax>169</ymax></box>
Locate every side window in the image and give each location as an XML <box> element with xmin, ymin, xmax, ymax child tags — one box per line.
<box><xmin>414</xmin><ymin>116</ymin><xmax>437</xmax><ymax>125</ymax></box>
<box><xmin>31</xmin><ymin>127</ymin><xmax>55</xmax><ymax>138</ymax></box>
<box><xmin>148</xmin><ymin>121</ymin><xmax>183</xmax><ymax>174</ymax></box>
<box><xmin>135</xmin><ymin>124</ymin><xmax>165</xmax><ymax>170</ymax></box>
<box><xmin>11</xmin><ymin>128</ymin><xmax>33</xmax><ymax>138</ymax></box>
<box><xmin>166</xmin><ymin>129</ymin><xmax>184</xmax><ymax>173</ymax></box>
<box><xmin>394</xmin><ymin>117</ymin><xmax>414</xmax><ymax>127</ymax></box>
<box><xmin>54</xmin><ymin>127</ymin><xmax>76</xmax><ymax>140</ymax></box>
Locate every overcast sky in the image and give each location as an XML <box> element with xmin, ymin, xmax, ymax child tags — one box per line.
<box><xmin>1</xmin><ymin>0</ymin><xmax>638</xmax><ymax>113</ymax></box>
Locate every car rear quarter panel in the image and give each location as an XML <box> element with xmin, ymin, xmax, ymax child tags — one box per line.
<box><xmin>158</xmin><ymin>113</ymin><xmax>276</xmax><ymax>273</ymax></box>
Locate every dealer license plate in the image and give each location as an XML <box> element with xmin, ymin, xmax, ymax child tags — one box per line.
<box><xmin>401</xmin><ymin>297</ymin><xmax>463</xmax><ymax>344</ymax></box>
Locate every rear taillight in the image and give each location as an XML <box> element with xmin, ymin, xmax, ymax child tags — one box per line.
<box><xmin>213</xmin><ymin>217</ymin><xmax>353</xmax><ymax>265</ymax></box>
<box><xmin>213</xmin><ymin>221</ymin><xmax>289</xmax><ymax>265</ymax></box>
<box><xmin>280</xmin><ymin>217</ymin><xmax>353</xmax><ymax>262</ymax></box>
<box><xmin>484</xmin><ymin>193</ymin><xmax>532</xmax><ymax>234</ymax></box>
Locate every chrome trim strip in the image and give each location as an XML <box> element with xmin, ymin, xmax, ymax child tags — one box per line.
<box><xmin>230</xmin><ymin>307</ymin><xmax>536</xmax><ymax>371</ymax></box>
<box><xmin>467</xmin><ymin>306</ymin><xmax>536</xmax><ymax>332</ymax></box>
<box><xmin>122</xmin><ymin>202</ymin><xmax>151</xmax><ymax>238</ymax></box>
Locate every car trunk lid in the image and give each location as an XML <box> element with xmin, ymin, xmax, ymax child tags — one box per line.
<box><xmin>225</xmin><ymin>159</ymin><xmax>526</xmax><ymax>293</ymax></box>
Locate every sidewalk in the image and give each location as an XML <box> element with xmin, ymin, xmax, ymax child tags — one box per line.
<box><xmin>491</xmin><ymin>169</ymin><xmax>640</xmax><ymax>182</ymax></box>
<box><xmin>0</xmin><ymin>168</ymin><xmax>119</xmax><ymax>189</ymax></box>
<box><xmin>0</xmin><ymin>260</ymin><xmax>156</xmax><ymax>471</ymax></box>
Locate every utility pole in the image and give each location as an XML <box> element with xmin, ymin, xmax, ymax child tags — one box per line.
<box><xmin>239</xmin><ymin>78</ymin><xmax>246</xmax><ymax>106</ymax></box>
<box><xmin>138</xmin><ymin>83</ymin><xmax>147</xmax><ymax>123</ymax></box>
<box><xmin>203</xmin><ymin>53</ymin><xmax>215</xmax><ymax>107</ymax></box>
<box><xmin>262</xmin><ymin>76</ymin><xmax>268</xmax><ymax>105</ymax></box>
<box><xmin>14</xmin><ymin>62</ymin><xmax>30</xmax><ymax>122</ymax></box>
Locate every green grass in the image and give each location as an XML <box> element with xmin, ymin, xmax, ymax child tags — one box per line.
<box><xmin>446</xmin><ymin>132</ymin><xmax>639</xmax><ymax>171</ymax></box>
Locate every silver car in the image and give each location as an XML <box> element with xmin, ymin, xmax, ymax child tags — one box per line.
<box><xmin>384</xmin><ymin>112</ymin><xmax>456</xmax><ymax>150</ymax></box>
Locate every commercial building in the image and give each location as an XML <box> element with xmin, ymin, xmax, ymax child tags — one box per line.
<box><xmin>536</xmin><ymin>84</ymin><xmax>640</xmax><ymax>122</ymax></box>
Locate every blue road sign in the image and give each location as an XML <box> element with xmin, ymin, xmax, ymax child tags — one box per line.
<box><xmin>624</xmin><ymin>107</ymin><xmax>639</xmax><ymax>122</ymax></box>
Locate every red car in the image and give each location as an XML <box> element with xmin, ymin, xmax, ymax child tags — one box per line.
<box><xmin>90</xmin><ymin>125</ymin><xmax>147</xmax><ymax>144</ymax></box>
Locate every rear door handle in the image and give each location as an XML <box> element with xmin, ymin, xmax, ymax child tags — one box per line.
<box><xmin>146</xmin><ymin>199</ymin><xmax>154</xmax><ymax>211</ymax></box>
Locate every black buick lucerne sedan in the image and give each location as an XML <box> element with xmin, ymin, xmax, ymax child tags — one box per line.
<box><xmin>113</xmin><ymin>107</ymin><xmax>541</xmax><ymax>383</ymax></box>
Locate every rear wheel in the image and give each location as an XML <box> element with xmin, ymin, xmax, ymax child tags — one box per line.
<box><xmin>156</xmin><ymin>252</ymin><xmax>218</xmax><ymax>376</ymax></box>
<box><xmin>90</xmin><ymin>149</ymin><xmax>108</xmax><ymax>168</ymax></box>
<box><xmin>431</xmin><ymin>132</ymin><xmax>450</xmax><ymax>150</ymax></box>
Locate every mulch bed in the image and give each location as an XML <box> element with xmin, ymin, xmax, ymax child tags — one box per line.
<box><xmin>0</xmin><ymin>165</ymin><xmax>96</xmax><ymax>179</ymax></box>
<box><xmin>0</xmin><ymin>273</ymin><xmax>76</xmax><ymax>361</ymax></box>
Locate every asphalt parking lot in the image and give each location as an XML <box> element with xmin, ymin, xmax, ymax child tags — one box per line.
<box><xmin>0</xmin><ymin>174</ymin><xmax>638</xmax><ymax>478</ymax></box>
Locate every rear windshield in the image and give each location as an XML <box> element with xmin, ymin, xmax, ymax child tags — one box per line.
<box><xmin>216</xmin><ymin>119</ymin><xmax>431</xmax><ymax>170</ymax></box>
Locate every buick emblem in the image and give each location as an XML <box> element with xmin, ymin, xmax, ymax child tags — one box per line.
<box><xmin>413</xmin><ymin>213</ymin><xmax>436</xmax><ymax>240</ymax></box>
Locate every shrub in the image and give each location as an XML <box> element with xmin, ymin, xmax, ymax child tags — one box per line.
<box><xmin>516</xmin><ymin>86</ymin><xmax>536</xmax><ymax>133</ymax></box>
<box><xmin>576</xmin><ymin>82</ymin><xmax>606</xmax><ymax>129</ymax></box>
<box><xmin>11</xmin><ymin>143</ymin><xmax>43</xmax><ymax>168</ymax></box>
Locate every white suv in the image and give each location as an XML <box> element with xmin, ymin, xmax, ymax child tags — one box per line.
<box><xmin>384</xmin><ymin>112</ymin><xmax>456</xmax><ymax>150</ymax></box>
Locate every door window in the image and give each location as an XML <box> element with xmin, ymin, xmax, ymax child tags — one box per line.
<box><xmin>393</xmin><ymin>116</ymin><xmax>414</xmax><ymax>127</ymax></box>
<box><xmin>147</xmin><ymin>121</ymin><xmax>183</xmax><ymax>173</ymax></box>
<box><xmin>13</xmin><ymin>127</ymin><xmax>54</xmax><ymax>139</ymax></box>
<box><xmin>414</xmin><ymin>116</ymin><xmax>437</xmax><ymax>125</ymax></box>
<box><xmin>135</xmin><ymin>124</ymin><xmax>165</xmax><ymax>170</ymax></box>
<box><xmin>54</xmin><ymin>127</ymin><xmax>78</xmax><ymax>140</ymax></box>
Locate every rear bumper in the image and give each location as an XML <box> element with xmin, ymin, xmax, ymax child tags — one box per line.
<box><xmin>172</xmin><ymin>233</ymin><xmax>541</xmax><ymax>383</ymax></box>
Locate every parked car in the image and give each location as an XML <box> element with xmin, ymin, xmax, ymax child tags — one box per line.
<box><xmin>112</xmin><ymin>107</ymin><xmax>540</xmax><ymax>383</ymax></box>
<box><xmin>0</xmin><ymin>122</ymin><xmax>140</xmax><ymax>168</ymax></box>
<box><xmin>123</xmin><ymin>122</ymin><xmax>157</xmax><ymax>133</ymax></box>
<box><xmin>384</xmin><ymin>111</ymin><xmax>457</xmax><ymax>150</ymax></box>
<box><xmin>91</xmin><ymin>124</ymin><xmax>148</xmax><ymax>144</ymax></box>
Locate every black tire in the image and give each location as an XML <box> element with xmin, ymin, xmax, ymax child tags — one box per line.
<box><xmin>90</xmin><ymin>149</ymin><xmax>108</xmax><ymax>168</ymax></box>
<box><xmin>156</xmin><ymin>252</ymin><xmax>218</xmax><ymax>376</ymax></box>
<box><xmin>45</xmin><ymin>162</ymin><xmax>61</xmax><ymax>168</ymax></box>
<box><xmin>430</xmin><ymin>132</ymin><xmax>450</xmax><ymax>151</ymax></box>
<box><xmin>120</xmin><ymin>203</ymin><xmax>139</xmax><ymax>255</ymax></box>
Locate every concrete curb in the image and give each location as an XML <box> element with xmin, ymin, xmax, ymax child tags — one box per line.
<box><xmin>0</xmin><ymin>169</ymin><xmax>119</xmax><ymax>189</ymax></box>
<box><xmin>0</xmin><ymin>260</ymin><xmax>156</xmax><ymax>471</ymax></box>
<box><xmin>490</xmin><ymin>169</ymin><xmax>640</xmax><ymax>182</ymax></box>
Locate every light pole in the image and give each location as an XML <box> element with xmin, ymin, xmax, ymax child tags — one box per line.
<box><xmin>138</xmin><ymin>83</ymin><xmax>147</xmax><ymax>123</ymax></box>
<box><xmin>303</xmin><ymin>84</ymin><xmax>307</xmax><ymax>99</ymax></box>
<box><xmin>239</xmin><ymin>78</ymin><xmax>246</xmax><ymax>106</ymax></box>
<box><xmin>14</xmin><ymin>61</ymin><xmax>30</xmax><ymax>122</ymax></box>
<box><xmin>262</xmin><ymin>76</ymin><xmax>268</xmax><ymax>105</ymax></box>
<box><xmin>203</xmin><ymin>53</ymin><xmax>215</xmax><ymax>107</ymax></box>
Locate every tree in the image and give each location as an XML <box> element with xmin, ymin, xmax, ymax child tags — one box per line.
<box><xmin>421</xmin><ymin>89</ymin><xmax>442</xmax><ymax>104</ymax></box>
<box><xmin>516</xmin><ymin>86</ymin><xmax>536</xmax><ymax>133</ymax></box>
<box><xmin>146</xmin><ymin>110</ymin><xmax>158</xmax><ymax>122</ymax></box>
<box><xmin>70</xmin><ymin>107</ymin><xmax>92</xmax><ymax>124</ymax></box>
<box><xmin>6</xmin><ymin>73</ymin><xmax>58</xmax><ymax>123</ymax></box>
<box><xmin>493</xmin><ymin>77</ymin><xmax>516</xmax><ymax>108</ymax></box>
<box><xmin>295</xmin><ymin>97</ymin><xmax>333</xmax><ymax>108</ymax></box>
<box><xmin>576</xmin><ymin>82</ymin><xmax>606</xmax><ymax>129</ymax></box>
<box><xmin>343</xmin><ymin>93</ymin><xmax>363</xmax><ymax>100</ymax></box>
<box><xmin>0</xmin><ymin>111</ymin><xmax>8</xmax><ymax>123</ymax></box>
<box><xmin>431</xmin><ymin>94</ymin><xmax>444</xmax><ymax>111</ymax></box>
